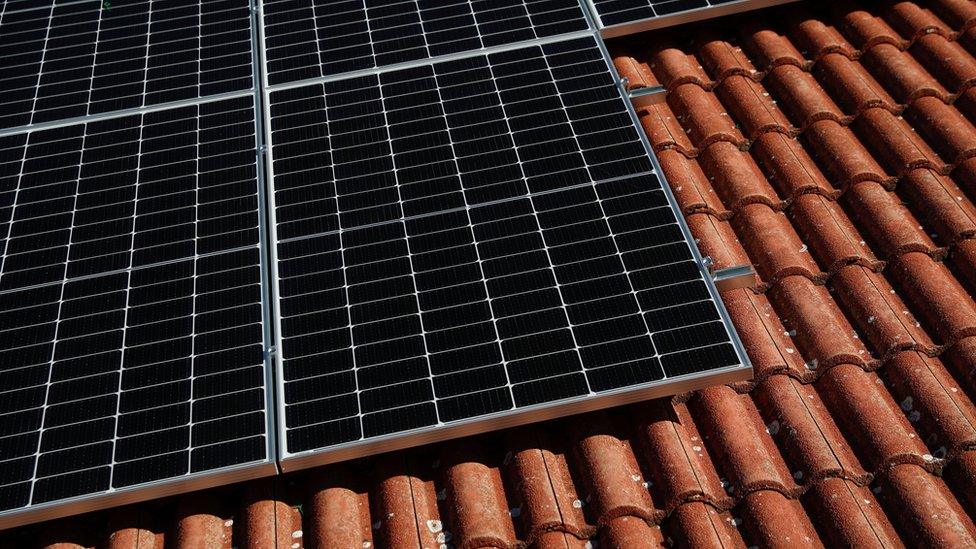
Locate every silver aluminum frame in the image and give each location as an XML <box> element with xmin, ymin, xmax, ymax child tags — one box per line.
<box><xmin>266</xmin><ymin>0</ymin><xmax>753</xmax><ymax>472</ymax></box>
<box><xmin>0</xmin><ymin>1</ymin><xmax>280</xmax><ymax>531</ymax></box>
<box><xmin>591</xmin><ymin>0</ymin><xmax>802</xmax><ymax>38</ymax></box>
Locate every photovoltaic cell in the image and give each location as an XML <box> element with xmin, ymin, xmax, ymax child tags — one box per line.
<box><xmin>268</xmin><ymin>36</ymin><xmax>744</xmax><ymax>460</ymax></box>
<box><xmin>0</xmin><ymin>0</ymin><xmax>254</xmax><ymax>130</ymax></box>
<box><xmin>0</xmin><ymin>97</ymin><xmax>270</xmax><ymax>518</ymax></box>
<box><xmin>261</xmin><ymin>0</ymin><xmax>590</xmax><ymax>85</ymax></box>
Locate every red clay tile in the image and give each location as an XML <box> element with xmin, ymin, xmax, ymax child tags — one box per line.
<box><xmin>886</xmin><ymin>1</ymin><xmax>954</xmax><ymax>40</ymax></box>
<box><xmin>690</xmin><ymin>386</ymin><xmax>798</xmax><ymax>496</ymax></box>
<box><xmin>172</xmin><ymin>495</ymin><xmax>228</xmax><ymax>549</ymax></box>
<box><xmin>440</xmin><ymin>443</ymin><xmax>518</xmax><ymax>549</ymax></box>
<box><xmin>646</xmin><ymin>41</ymin><xmax>713</xmax><ymax>92</ymax></box>
<box><xmin>503</xmin><ymin>428</ymin><xmax>590</xmax><ymax>542</ymax></box>
<box><xmin>767</xmin><ymin>276</ymin><xmax>873</xmax><ymax>370</ymax></box>
<box><xmin>878</xmin><ymin>463</ymin><xmax>976</xmax><ymax>546</ymax></box>
<box><xmin>599</xmin><ymin>515</ymin><xmax>665</xmax><ymax>549</ymax></box>
<box><xmin>567</xmin><ymin>414</ymin><xmax>657</xmax><ymax>526</ymax></box>
<box><xmin>737</xmin><ymin>490</ymin><xmax>821</xmax><ymax>548</ymax></box>
<box><xmin>721</xmin><ymin>289</ymin><xmax>810</xmax><ymax>383</ymax></box>
<box><xmin>788</xmin><ymin>194</ymin><xmax>879</xmax><ymax>273</ymax></box>
<box><xmin>945</xmin><ymin>450</ymin><xmax>976</xmax><ymax>517</ymax></box>
<box><xmin>105</xmin><ymin>509</ymin><xmax>159</xmax><ymax>549</ymax></box>
<box><xmin>732</xmin><ymin>204</ymin><xmax>823</xmax><ymax>286</ymax></box>
<box><xmin>753</xmin><ymin>375</ymin><xmax>871</xmax><ymax>485</ymax></box>
<box><xmin>817</xmin><ymin>365</ymin><xmax>930</xmax><ymax>471</ymax></box>
<box><xmin>662</xmin><ymin>502</ymin><xmax>744</xmax><ymax>548</ymax></box>
<box><xmin>930</xmin><ymin>0</ymin><xmax>976</xmax><ymax>31</ymax></box>
<box><xmin>306</xmin><ymin>467</ymin><xmax>372</xmax><ymax>549</ymax></box>
<box><xmin>697</xmin><ymin>145</ymin><xmax>784</xmax><ymax>210</ymax></box>
<box><xmin>631</xmin><ymin>401</ymin><xmax>731</xmax><ymax>512</ymax></box>
<box><xmin>665</xmin><ymin>84</ymin><xmax>747</xmax><ymax>152</ymax></box>
<box><xmin>831</xmin><ymin>266</ymin><xmax>936</xmax><ymax>359</ymax></box>
<box><xmin>799</xmin><ymin>477</ymin><xmax>901</xmax><ymax>548</ymax></box>
<box><xmin>886</xmin><ymin>252</ymin><xmax>976</xmax><ymax>344</ymax></box>
<box><xmin>239</xmin><ymin>479</ymin><xmax>297</xmax><ymax>549</ymax></box>
<box><xmin>952</xmin><ymin>238</ymin><xmax>976</xmax><ymax>290</ymax></box>
<box><xmin>882</xmin><ymin>352</ymin><xmax>976</xmax><ymax>460</ymax></box>
<box><xmin>653</xmin><ymin>149</ymin><xmax>730</xmax><ymax>218</ymax></box>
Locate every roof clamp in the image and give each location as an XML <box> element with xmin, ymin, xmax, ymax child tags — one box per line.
<box><xmin>702</xmin><ymin>257</ymin><xmax>756</xmax><ymax>292</ymax></box>
<box><xmin>628</xmin><ymin>85</ymin><xmax>667</xmax><ymax>109</ymax></box>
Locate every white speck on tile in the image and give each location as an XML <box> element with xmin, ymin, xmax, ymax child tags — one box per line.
<box><xmin>573</xmin><ymin>499</ymin><xmax>583</xmax><ymax>509</ymax></box>
<box><xmin>292</xmin><ymin>531</ymin><xmax>303</xmax><ymax>538</ymax></box>
<box><xmin>224</xmin><ymin>520</ymin><xmax>234</xmax><ymax>527</ymax></box>
<box><xmin>632</xmin><ymin>474</ymin><xmax>642</xmax><ymax>482</ymax></box>
<box><xmin>427</xmin><ymin>520</ymin><xmax>443</xmax><ymax>533</ymax></box>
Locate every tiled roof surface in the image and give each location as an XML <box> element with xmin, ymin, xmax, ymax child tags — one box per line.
<box><xmin>5</xmin><ymin>0</ymin><xmax>976</xmax><ymax>547</ymax></box>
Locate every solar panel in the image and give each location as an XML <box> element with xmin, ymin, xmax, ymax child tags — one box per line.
<box><xmin>0</xmin><ymin>96</ymin><xmax>274</xmax><ymax>526</ymax></box>
<box><xmin>260</xmin><ymin>0</ymin><xmax>591</xmax><ymax>86</ymax></box>
<box><xmin>0</xmin><ymin>0</ymin><xmax>254</xmax><ymax>130</ymax></box>
<box><xmin>0</xmin><ymin>96</ymin><xmax>261</xmax><ymax>292</ymax></box>
<box><xmin>590</xmin><ymin>0</ymin><xmax>800</xmax><ymax>36</ymax></box>
<box><xmin>266</xmin><ymin>35</ymin><xmax>748</xmax><ymax>467</ymax></box>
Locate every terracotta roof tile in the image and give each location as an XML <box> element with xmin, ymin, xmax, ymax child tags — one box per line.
<box><xmin>5</xmin><ymin>2</ymin><xmax>976</xmax><ymax>548</ymax></box>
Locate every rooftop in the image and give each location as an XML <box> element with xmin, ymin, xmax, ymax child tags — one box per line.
<box><xmin>4</xmin><ymin>0</ymin><xmax>976</xmax><ymax>547</ymax></box>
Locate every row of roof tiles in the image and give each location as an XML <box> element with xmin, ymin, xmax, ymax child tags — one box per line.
<box><xmin>5</xmin><ymin>0</ymin><xmax>976</xmax><ymax>547</ymax></box>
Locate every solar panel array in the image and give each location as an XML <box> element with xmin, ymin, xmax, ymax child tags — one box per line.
<box><xmin>268</xmin><ymin>35</ymin><xmax>743</xmax><ymax>461</ymax></box>
<box><xmin>0</xmin><ymin>95</ymin><xmax>271</xmax><ymax>515</ymax></box>
<box><xmin>0</xmin><ymin>0</ymin><xmax>752</xmax><ymax>529</ymax></box>
<box><xmin>0</xmin><ymin>0</ymin><xmax>274</xmax><ymax>528</ymax></box>
<box><xmin>261</xmin><ymin>0</ymin><xmax>590</xmax><ymax>85</ymax></box>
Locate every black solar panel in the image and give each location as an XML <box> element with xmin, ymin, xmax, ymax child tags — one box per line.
<box><xmin>261</xmin><ymin>0</ymin><xmax>590</xmax><ymax>85</ymax></box>
<box><xmin>0</xmin><ymin>97</ymin><xmax>271</xmax><ymax>520</ymax></box>
<box><xmin>0</xmin><ymin>96</ymin><xmax>261</xmax><ymax>292</ymax></box>
<box><xmin>0</xmin><ymin>0</ymin><xmax>254</xmax><ymax>130</ymax></box>
<box><xmin>0</xmin><ymin>248</ymin><xmax>267</xmax><ymax>508</ymax></box>
<box><xmin>592</xmin><ymin>0</ymin><xmax>790</xmax><ymax>29</ymax></box>
<box><xmin>268</xmin><ymin>36</ymin><xmax>744</xmax><ymax>461</ymax></box>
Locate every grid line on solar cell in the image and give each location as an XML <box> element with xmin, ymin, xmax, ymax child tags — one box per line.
<box><xmin>0</xmin><ymin>95</ymin><xmax>261</xmax><ymax>294</ymax></box>
<box><xmin>261</xmin><ymin>0</ymin><xmax>590</xmax><ymax>86</ymax></box>
<box><xmin>0</xmin><ymin>0</ymin><xmax>254</xmax><ymax>131</ymax></box>
<box><xmin>268</xmin><ymin>35</ymin><xmax>741</xmax><ymax>457</ymax></box>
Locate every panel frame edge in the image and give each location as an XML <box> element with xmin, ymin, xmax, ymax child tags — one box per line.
<box><xmin>597</xmin><ymin>0</ymin><xmax>803</xmax><ymax>38</ymax></box>
<box><xmin>251</xmin><ymin>0</ymin><xmax>281</xmax><ymax>476</ymax></box>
